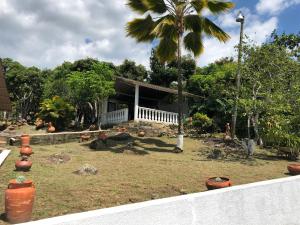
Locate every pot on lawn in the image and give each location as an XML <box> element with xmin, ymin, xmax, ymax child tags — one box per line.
<box><xmin>20</xmin><ymin>145</ymin><xmax>33</xmax><ymax>156</ymax></box>
<box><xmin>138</xmin><ymin>131</ymin><xmax>145</xmax><ymax>137</ymax></box>
<box><xmin>15</xmin><ymin>156</ymin><xmax>32</xmax><ymax>171</ymax></box>
<box><xmin>287</xmin><ymin>164</ymin><xmax>300</xmax><ymax>175</ymax></box>
<box><xmin>206</xmin><ymin>177</ymin><xmax>232</xmax><ymax>190</ymax></box>
<box><xmin>20</xmin><ymin>134</ymin><xmax>30</xmax><ymax>146</ymax></box>
<box><xmin>5</xmin><ymin>177</ymin><xmax>35</xmax><ymax>224</ymax></box>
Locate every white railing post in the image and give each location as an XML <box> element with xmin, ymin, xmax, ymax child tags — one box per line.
<box><xmin>137</xmin><ymin>107</ymin><xmax>178</xmax><ymax>125</ymax></box>
<box><xmin>134</xmin><ymin>84</ymin><xmax>139</xmax><ymax>122</ymax></box>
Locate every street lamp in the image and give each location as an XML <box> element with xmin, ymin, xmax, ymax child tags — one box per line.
<box><xmin>231</xmin><ymin>11</ymin><xmax>245</xmax><ymax>139</ymax></box>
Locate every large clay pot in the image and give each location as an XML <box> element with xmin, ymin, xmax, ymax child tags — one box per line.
<box><xmin>47</xmin><ymin>122</ymin><xmax>56</xmax><ymax>133</ymax></box>
<box><xmin>20</xmin><ymin>145</ymin><xmax>33</xmax><ymax>156</ymax></box>
<box><xmin>138</xmin><ymin>131</ymin><xmax>145</xmax><ymax>137</ymax></box>
<box><xmin>15</xmin><ymin>157</ymin><xmax>32</xmax><ymax>171</ymax></box>
<box><xmin>99</xmin><ymin>132</ymin><xmax>108</xmax><ymax>140</ymax></box>
<box><xmin>20</xmin><ymin>134</ymin><xmax>30</xmax><ymax>146</ymax></box>
<box><xmin>206</xmin><ymin>177</ymin><xmax>232</xmax><ymax>190</ymax></box>
<box><xmin>287</xmin><ymin>164</ymin><xmax>300</xmax><ymax>175</ymax></box>
<box><xmin>5</xmin><ymin>179</ymin><xmax>35</xmax><ymax>224</ymax></box>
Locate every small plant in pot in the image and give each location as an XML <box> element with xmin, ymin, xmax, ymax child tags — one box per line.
<box><xmin>206</xmin><ymin>177</ymin><xmax>232</xmax><ymax>190</ymax></box>
<box><xmin>5</xmin><ymin>176</ymin><xmax>35</xmax><ymax>224</ymax></box>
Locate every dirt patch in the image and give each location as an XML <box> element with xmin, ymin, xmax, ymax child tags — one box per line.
<box><xmin>48</xmin><ymin>153</ymin><xmax>71</xmax><ymax>164</ymax></box>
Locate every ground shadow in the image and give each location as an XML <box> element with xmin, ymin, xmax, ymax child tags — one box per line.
<box><xmin>85</xmin><ymin>135</ymin><xmax>176</xmax><ymax>154</ymax></box>
<box><xmin>0</xmin><ymin>213</ymin><xmax>7</xmax><ymax>223</ymax></box>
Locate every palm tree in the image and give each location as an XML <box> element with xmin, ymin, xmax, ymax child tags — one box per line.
<box><xmin>126</xmin><ymin>0</ymin><xmax>234</xmax><ymax>152</ymax></box>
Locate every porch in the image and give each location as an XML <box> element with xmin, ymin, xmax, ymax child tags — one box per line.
<box><xmin>101</xmin><ymin>77</ymin><xmax>198</xmax><ymax>126</ymax></box>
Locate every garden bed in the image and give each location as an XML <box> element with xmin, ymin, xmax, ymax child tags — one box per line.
<box><xmin>0</xmin><ymin>136</ymin><xmax>295</xmax><ymax>224</ymax></box>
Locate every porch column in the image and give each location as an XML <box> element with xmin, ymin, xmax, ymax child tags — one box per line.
<box><xmin>134</xmin><ymin>84</ymin><xmax>139</xmax><ymax>121</ymax></box>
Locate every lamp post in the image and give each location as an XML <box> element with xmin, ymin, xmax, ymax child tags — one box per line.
<box><xmin>231</xmin><ymin>11</ymin><xmax>245</xmax><ymax>139</ymax></box>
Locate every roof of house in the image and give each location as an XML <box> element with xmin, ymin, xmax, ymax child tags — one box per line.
<box><xmin>116</xmin><ymin>77</ymin><xmax>201</xmax><ymax>98</ymax></box>
<box><xmin>0</xmin><ymin>61</ymin><xmax>12</xmax><ymax>111</ymax></box>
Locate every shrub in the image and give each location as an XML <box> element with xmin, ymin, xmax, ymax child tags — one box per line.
<box><xmin>192</xmin><ymin>113</ymin><xmax>213</xmax><ymax>133</ymax></box>
<box><xmin>38</xmin><ymin>96</ymin><xmax>74</xmax><ymax>131</ymax></box>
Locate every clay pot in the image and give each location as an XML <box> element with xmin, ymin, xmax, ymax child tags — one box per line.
<box><xmin>20</xmin><ymin>134</ymin><xmax>30</xmax><ymax>146</ymax></box>
<box><xmin>5</xmin><ymin>179</ymin><xmax>35</xmax><ymax>224</ymax></box>
<box><xmin>138</xmin><ymin>131</ymin><xmax>145</xmax><ymax>137</ymax></box>
<box><xmin>20</xmin><ymin>145</ymin><xmax>33</xmax><ymax>156</ymax></box>
<box><xmin>287</xmin><ymin>164</ymin><xmax>300</xmax><ymax>175</ymax></box>
<box><xmin>47</xmin><ymin>122</ymin><xmax>56</xmax><ymax>133</ymax></box>
<box><xmin>99</xmin><ymin>132</ymin><xmax>108</xmax><ymax>140</ymax></box>
<box><xmin>206</xmin><ymin>177</ymin><xmax>232</xmax><ymax>190</ymax></box>
<box><xmin>15</xmin><ymin>157</ymin><xmax>32</xmax><ymax>171</ymax></box>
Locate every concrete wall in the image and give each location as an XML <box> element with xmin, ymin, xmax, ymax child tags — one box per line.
<box><xmin>20</xmin><ymin>176</ymin><xmax>300</xmax><ymax>225</ymax></box>
<box><xmin>4</xmin><ymin>130</ymin><xmax>109</xmax><ymax>145</ymax></box>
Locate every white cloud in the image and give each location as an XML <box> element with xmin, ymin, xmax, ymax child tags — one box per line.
<box><xmin>0</xmin><ymin>0</ymin><xmax>281</xmax><ymax>69</ymax></box>
<box><xmin>256</xmin><ymin>0</ymin><xmax>300</xmax><ymax>15</ymax></box>
<box><xmin>197</xmin><ymin>9</ymin><xmax>278</xmax><ymax>66</ymax></box>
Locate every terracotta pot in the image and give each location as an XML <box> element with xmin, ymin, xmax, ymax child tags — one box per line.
<box><xmin>99</xmin><ymin>132</ymin><xmax>108</xmax><ymax>140</ymax></box>
<box><xmin>287</xmin><ymin>164</ymin><xmax>300</xmax><ymax>175</ymax></box>
<box><xmin>20</xmin><ymin>145</ymin><xmax>33</xmax><ymax>156</ymax></box>
<box><xmin>20</xmin><ymin>134</ymin><xmax>30</xmax><ymax>146</ymax></box>
<box><xmin>15</xmin><ymin>158</ymin><xmax>32</xmax><ymax>171</ymax></box>
<box><xmin>5</xmin><ymin>179</ymin><xmax>35</xmax><ymax>224</ymax></box>
<box><xmin>206</xmin><ymin>177</ymin><xmax>232</xmax><ymax>190</ymax></box>
<box><xmin>138</xmin><ymin>131</ymin><xmax>145</xmax><ymax>137</ymax></box>
<box><xmin>47</xmin><ymin>122</ymin><xmax>56</xmax><ymax>133</ymax></box>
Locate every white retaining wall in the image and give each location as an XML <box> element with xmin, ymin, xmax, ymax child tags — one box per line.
<box><xmin>21</xmin><ymin>176</ymin><xmax>300</xmax><ymax>225</ymax></box>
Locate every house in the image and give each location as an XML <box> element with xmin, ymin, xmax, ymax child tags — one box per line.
<box><xmin>0</xmin><ymin>60</ymin><xmax>11</xmax><ymax>112</ymax></box>
<box><xmin>101</xmin><ymin>77</ymin><xmax>199</xmax><ymax>126</ymax></box>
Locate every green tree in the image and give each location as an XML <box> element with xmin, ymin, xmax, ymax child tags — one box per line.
<box><xmin>117</xmin><ymin>59</ymin><xmax>147</xmax><ymax>81</ymax></box>
<box><xmin>188</xmin><ymin>60</ymin><xmax>236</xmax><ymax>129</ymax></box>
<box><xmin>270</xmin><ymin>30</ymin><xmax>300</xmax><ymax>60</ymax></box>
<box><xmin>2</xmin><ymin>58</ymin><xmax>45</xmax><ymax>118</ymax></box>
<box><xmin>240</xmin><ymin>40</ymin><xmax>300</xmax><ymax>146</ymax></box>
<box><xmin>126</xmin><ymin>0</ymin><xmax>233</xmax><ymax>151</ymax></box>
<box><xmin>66</xmin><ymin>62</ymin><xmax>115</xmax><ymax>127</ymax></box>
<box><xmin>149</xmin><ymin>48</ymin><xmax>196</xmax><ymax>87</ymax></box>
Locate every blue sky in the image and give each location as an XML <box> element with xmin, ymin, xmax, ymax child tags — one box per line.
<box><xmin>0</xmin><ymin>0</ymin><xmax>299</xmax><ymax>69</ymax></box>
<box><xmin>234</xmin><ymin>0</ymin><xmax>300</xmax><ymax>33</ymax></box>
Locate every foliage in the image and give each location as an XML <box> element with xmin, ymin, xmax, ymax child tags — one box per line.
<box><xmin>239</xmin><ymin>38</ymin><xmax>300</xmax><ymax>147</ymax></box>
<box><xmin>38</xmin><ymin>96</ymin><xmax>75</xmax><ymax>131</ymax></box>
<box><xmin>270</xmin><ymin>30</ymin><xmax>300</xmax><ymax>60</ymax></box>
<box><xmin>2</xmin><ymin>58</ymin><xmax>46</xmax><ymax>118</ymax></box>
<box><xmin>188</xmin><ymin>61</ymin><xmax>237</xmax><ymax>128</ymax></box>
<box><xmin>149</xmin><ymin>48</ymin><xmax>196</xmax><ymax>87</ymax></box>
<box><xmin>192</xmin><ymin>112</ymin><xmax>213</xmax><ymax>133</ymax></box>
<box><xmin>117</xmin><ymin>59</ymin><xmax>147</xmax><ymax>81</ymax></box>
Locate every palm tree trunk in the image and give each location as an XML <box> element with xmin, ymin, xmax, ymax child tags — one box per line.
<box><xmin>176</xmin><ymin>33</ymin><xmax>184</xmax><ymax>152</ymax></box>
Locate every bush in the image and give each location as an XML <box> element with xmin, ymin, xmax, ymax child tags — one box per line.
<box><xmin>192</xmin><ymin>113</ymin><xmax>213</xmax><ymax>133</ymax></box>
<box><xmin>38</xmin><ymin>96</ymin><xmax>75</xmax><ymax>131</ymax></box>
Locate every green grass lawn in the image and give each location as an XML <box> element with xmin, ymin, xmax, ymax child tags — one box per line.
<box><xmin>0</xmin><ymin>136</ymin><xmax>293</xmax><ymax>224</ymax></box>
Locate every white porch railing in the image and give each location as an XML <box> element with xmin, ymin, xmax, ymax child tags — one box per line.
<box><xmin>101</xmin><ymin>108</ymin><xmax>128</xmax><ymax>125</ymax></box>
<box><xmin>138</xmin><ymin>106</ymin><xmax>178</xmax><ymax>125</ymax></box>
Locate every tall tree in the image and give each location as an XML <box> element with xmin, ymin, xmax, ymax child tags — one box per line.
<box><xmin>117</xmin><ymin>59</ymin><xmax>147</xmax><ymax>81</ymax></box>
<box><xmin>126</xmin><ymin>0</ymin><xmax>233</xmax><ymax>151</ymax></box>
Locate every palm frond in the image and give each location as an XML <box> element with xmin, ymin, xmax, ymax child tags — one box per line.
<box><xmin>206</xmin><ymin>0</ymin><xmax>234</xmax><ymax>14</ymax></box>
<box><xmin>127</xmin><ymin>0</ymin><xmax>149</xmax><ymax>14</ymax></box>
<box><xmin>157</xmin><ymin>37</ymin><xmax>177</xmax><ymax>62</ymax></box>
<box><xmin>184</xmin><ymin>15</ymin><xmax>202</xmax><ymax>33</ymax></box>
<box><xmin>145</xmin><ymin>0</ymin><xmax>167</xmax><ymax>14</ymax></box>
<box><xmin>190</xmin><ymin>0</ymin><xmax>206</xmax><ymax>13</ymax></box>
<box><xmin>152</xmin><ymin>16</ymin><xmax>177</xmax><ymax>38</ymax></box>
<box><xmin>184</xmin><ymin>32</ymin><xmax>204</xmax><ymax>56</ymax></box>
<box><xmin>202</xmin><ymin>18</ymin><xmax>230</xmax><ymax>42</ymax></box>
<box><xmin>126</xmin><ymin>15</ymin><xmax>156</xmax><ymax>42</ymax></box>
